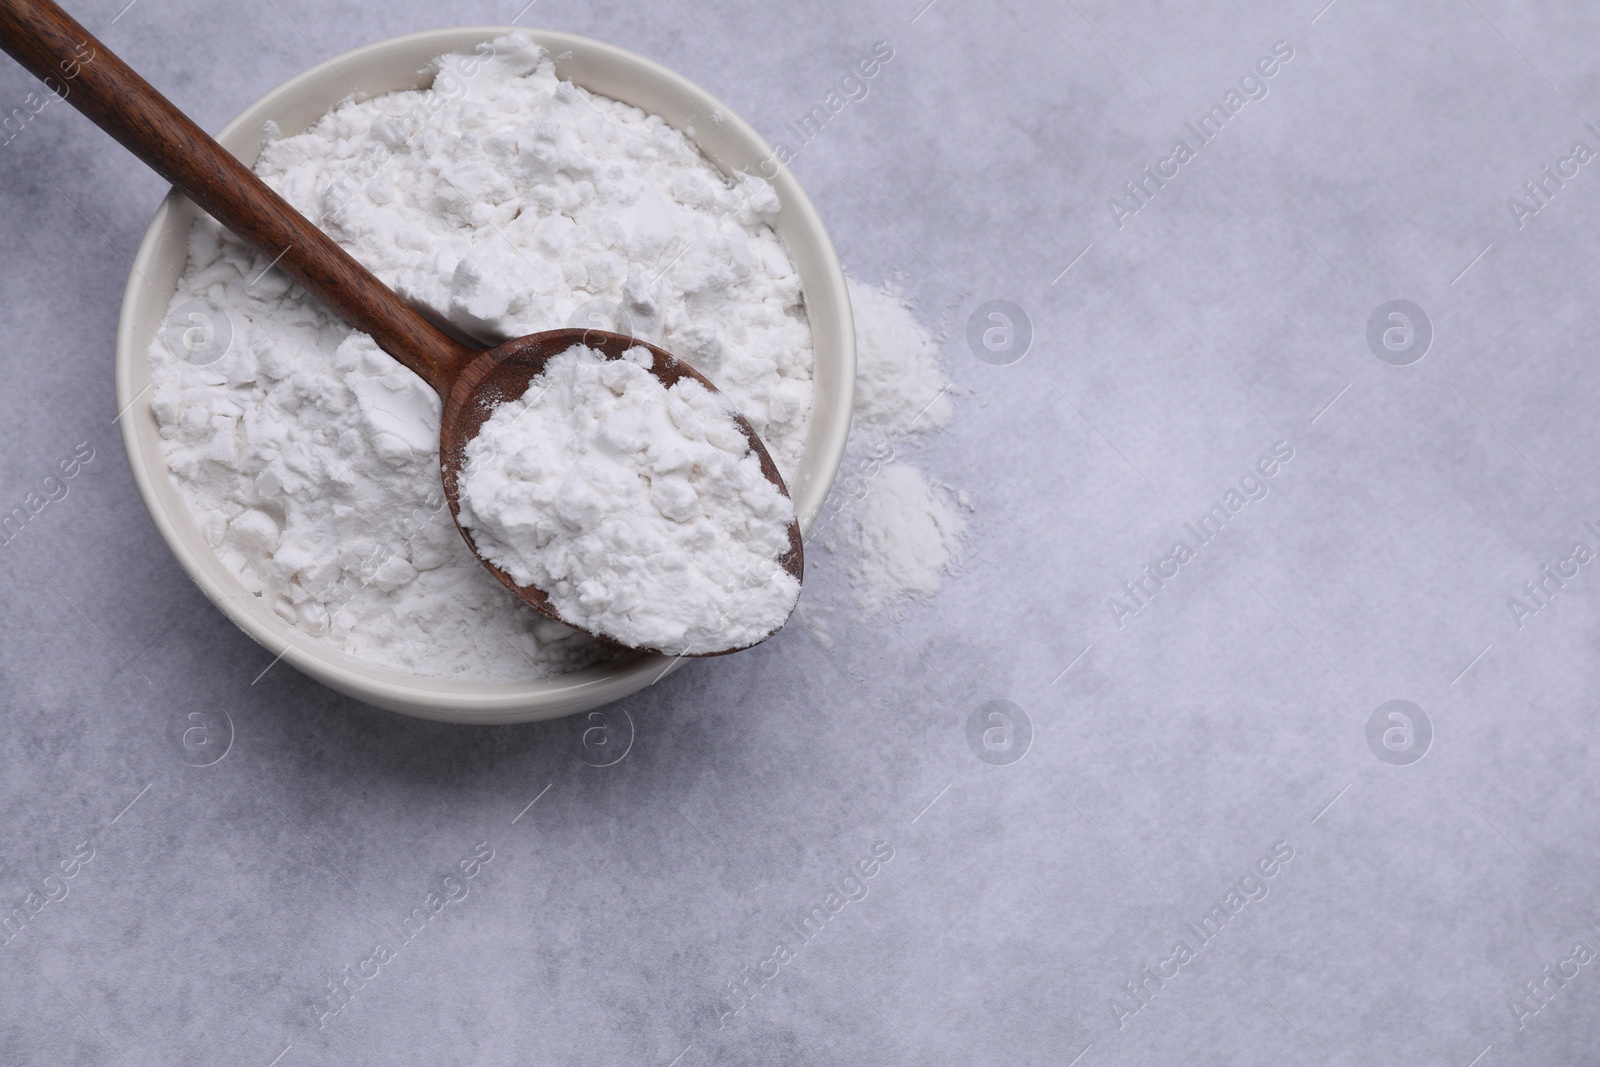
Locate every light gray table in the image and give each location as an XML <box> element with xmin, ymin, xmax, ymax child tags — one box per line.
<box><xmin>3</xmin><ymin>0</ymin><xmax>1598</xmax><ymax>1063</ymax></box>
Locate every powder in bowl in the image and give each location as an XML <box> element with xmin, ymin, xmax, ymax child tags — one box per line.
<box><xmin>147</xmin><ymin>31</ymin><xmax>816</xmax><ymax>680</ymax></box>
<box><xmin>457</xmin><ymin>344</ymin><xmax>801</xmax><ymax>655</ymax></box>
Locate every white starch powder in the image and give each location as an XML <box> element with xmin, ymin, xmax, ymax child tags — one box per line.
<box><xmin>150</xmin><ymin>33</ymin><xmax>814</xmax><ymax>679</ymax></box>
<box><xmin>457</xmin><ymin>345</ymin><xmax>799</xmax><ymax>654</ymax></box>
<box><xmin>800</xmin><ymin>279</ymin><xmax>968</xmax><ymax>643</ymax></box>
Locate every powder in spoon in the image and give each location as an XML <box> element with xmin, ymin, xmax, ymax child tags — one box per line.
<box><xmin>456</xmin><ymin>344</ymin><xmax>800</xmax><ymax>654</ymax></box>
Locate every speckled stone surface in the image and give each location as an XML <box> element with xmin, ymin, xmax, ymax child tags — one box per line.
<box><xmin>3</xmin><ymin>1</ymin><xmax>1600</xmax><ymax>1063</ymax></box>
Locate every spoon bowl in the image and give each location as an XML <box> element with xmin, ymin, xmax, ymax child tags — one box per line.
<box><xmin>439</xmin><ymin>328</ymin><xmax>804</xmax><ymax>656</ymax></box>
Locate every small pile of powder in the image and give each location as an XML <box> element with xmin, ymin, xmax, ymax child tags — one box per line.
<box><xmin>830</xmin><ymin>462</ymin><xmax>966</xmax><ymax>611</ymax></box>
<box><xmin>848</xmin><ymin>278</ymin><xmax>954</xmax><ymax>437</ymax></box>
<box><xmin>800</xmin><ymin>278</ymin><xmax>968</xmax><ymax>642</ymax></box>
<box><xmin>457</xmin><ymin>345</ymin><xmax>799</xmax><ymax>654</ymax></box>
<box><xmin>148</xmin><ymin>32</ymin><xmax>814</xmax><ymax>680</ymax></box>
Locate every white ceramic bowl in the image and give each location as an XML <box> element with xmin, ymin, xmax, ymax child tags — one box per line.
<box><xmin>115</xmin><ymin>27</ymin><xmax>854</xmax><ymax>724</ymax></box>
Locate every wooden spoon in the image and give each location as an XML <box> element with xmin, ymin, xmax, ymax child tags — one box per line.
<box><xmin>0</xmin><ymin>0</ymin><xmax>802</xmax><ymax>656</ymax></box>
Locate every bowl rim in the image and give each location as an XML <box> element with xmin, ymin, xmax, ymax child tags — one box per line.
<box><xmin>114</xmin><ymin>25</ymin><xmax>854</xmax><ymax>724</ymax></box>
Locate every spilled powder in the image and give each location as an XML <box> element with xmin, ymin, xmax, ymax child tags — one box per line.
<box><xmin>800</xmin><ymin>277</ymin><xmax>968</xmax><ymax>643</ymax></box>
<box><xmin>830</xmin><ymin>462</ymin><xmax>967</xmax><ymax>610</ymax></box>
<box><xmin>848</xmin><ymin>278</ymin><xmax>954</xmax><ymax>437</ymax></box>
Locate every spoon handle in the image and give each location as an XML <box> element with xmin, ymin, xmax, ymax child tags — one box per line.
<box><xmin>0</xmin><ymin>0</ymin><xmax>476</xmax><ymax>395</ymax></box>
